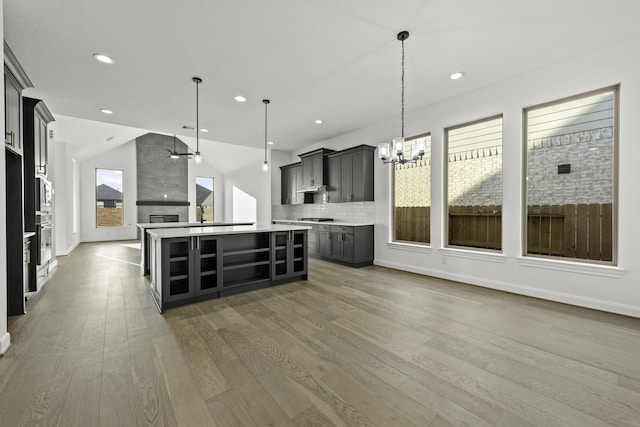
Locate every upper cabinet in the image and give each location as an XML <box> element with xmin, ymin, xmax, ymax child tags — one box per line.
<box><xmin>280</xmin><ymin>162</ymin><xmax>303</xmax><ymax>205</ymax></box>
<box><xmin>326</xmin><ymin>145</ymin><xmax>375</xmax><ymax>203</ymax></box>
<box><xmin>24</xmin><ymin>97</ymin><xmax>55</xmax><ymax>177</ymax></box>
<box><xmin>4</xmin><ymin>42</ymin><xmax>34</xmax><ymax>156</ymax></box>
<box><xmin>299</xmin><ymin>148</ymin><xmax>334</xmax><ymax>189</ymax></box>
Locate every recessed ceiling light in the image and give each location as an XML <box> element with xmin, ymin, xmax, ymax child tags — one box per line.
<box><xmin>449</xmin><ymin>71</ymin><xmax>465</xmax><ymax>80</ymax></box>
<box><xmin>315</xmin><ymin>119</ymin><xmax>323</xmax><ymax>124</ymax></box>
<box><xmin>93</xmin><ymin>53</ymin><xmax>113</xmax><ymax>64</ymax></box>
<box><xmin>200</xmin><ymin>128</ymin><xmax>209</xmax><ymax>133</ymax></box>
<box><xmin>234</xmin><ymin>95</ymin><xmax>246</xmax><ymax>102</ymax></box>
<box><xmin>268</xmin><ymin>141</ymin><xmax>274</xmax><ymax>145</ymax></box>
<box><xmin>100</xmin><ymin>109</ymin><xmax>113</xmax><ymax>114</ymax></box>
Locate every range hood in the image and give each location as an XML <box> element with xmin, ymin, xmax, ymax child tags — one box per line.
<box><xmin>296</xmin><ymin>184</ymin><xmax>324</xmax><ymax>193</ymax></box>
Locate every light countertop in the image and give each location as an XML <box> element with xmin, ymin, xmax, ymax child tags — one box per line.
<box><xmin>138</xmin><ymin>221</ymin><xmax>253</xmax><ymax>229</ymax></box>
<box><xmin>147</xmin><ymin>224</ymin><xmax>311</xmax><ymax>239</ymax></box>
<box><xmin>272</xmin><ymin>219</ymin><xmax>374</xmax><ymax>227</ymax></box>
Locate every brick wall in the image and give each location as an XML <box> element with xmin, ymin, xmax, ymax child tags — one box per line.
<box><xmin>527</xmin><ymin>127</ymin><xmax>613</xmax><ymax>205</ymax></box>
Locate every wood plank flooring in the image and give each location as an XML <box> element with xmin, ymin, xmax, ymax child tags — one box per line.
<box><xmin>1</xmin><ymin>240</ymin><xmax>639</xmax><ymax>426</ymax></box>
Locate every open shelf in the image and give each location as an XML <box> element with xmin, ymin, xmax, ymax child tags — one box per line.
<box><xmin>224</xmin><ymin>277</ymin><xmax>270</xmax><ymax>289</ymax></box>
<box><xmin>169</xmin><ymin>274</ymin><xmax>188</xmax><ymax>281</ymax></box>
<box><xmin>223</xmin><ymin>247</ymin><xmax>270</xmax><ymax>256</ymax></box>
<box><xmin>170</xmin><ymin>256</ymin><xmax>189</xmax><ymax>262</ymax></box>
<box><xmin>223</xmin><ymin>260</ymin><xmax>270</xmax><ymax>271</ymax></box>
<box><xmin>200</xmin><ymin>270</ymin><xmax>217</xmax><ymax>276</ymax></box>
<box><xmin>200</xmin><ymin>253</ymin><xmax>216</xmax><ymax>259</ymax></box>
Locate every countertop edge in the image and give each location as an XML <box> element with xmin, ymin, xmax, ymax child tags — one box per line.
<box><xmin>147</xmin><ymin>224</ymin><xmax>311</xmax><ymax>239</ymax></box>
<box><xmin>272</xmin><ymin>220</ymin><xmax>375</xmax><ymax>227</ymax></box>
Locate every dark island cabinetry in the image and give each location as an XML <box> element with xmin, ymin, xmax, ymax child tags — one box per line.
<box><xmin>149</xmin><ymin>226</ymin><xmax>309</xmax><ymax>311</ymax></box>
<box><xmin>272</xmin><ymin>230</ymin><xmax>307</xmax><ymax>280</ymax></box>
<box><xmin>160</xmin><ymin>235</ymin><xmax>222</xmax><ymax>305</ymax></box>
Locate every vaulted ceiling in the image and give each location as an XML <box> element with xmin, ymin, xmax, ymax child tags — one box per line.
<box><xmin>5</xmin><ymin>0</ymin><xmax>640</xmax><ymax>162</ymax></box>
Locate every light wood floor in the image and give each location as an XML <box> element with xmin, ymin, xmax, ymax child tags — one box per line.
<box><xmin>1</xmin><ymin>241</ymin><xmax>639</xmax><ymax>426</ymax></box>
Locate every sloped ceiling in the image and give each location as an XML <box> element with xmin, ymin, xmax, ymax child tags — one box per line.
<box><xmin>5</xmin><ymin>0</ymin><xmax>640</xmax><ymax>157</ymax></box>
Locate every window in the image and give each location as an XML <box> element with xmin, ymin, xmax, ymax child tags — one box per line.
<box><xmin>96</xmin><ymin>168</ymin><xmax>124</xmax><ymax>227</ymax></box>
<box><xmin>525</xmin><ymin>87</ymin><xmax>616</xmax><ymax>263</ymax></box>
<box><xmin>196</xmin><ymin>176</ymin><xmax>214</xmax><ymax>222</ymax></box>
<box><xmin>393</xmin><ymin>133</ymin><xmax>431</xmax><ymax>244</ymax></box>
<box><xmin>446</xmin><ymin>116</ymin><xmax>503</xmax><ymax>250</ymax></box>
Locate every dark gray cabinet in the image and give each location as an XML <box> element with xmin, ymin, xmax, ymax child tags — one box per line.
<box><xmin>5</xmin><ymin>69</ymin><xmax>22</xmax><ymax>155</ymax></box>
<box><xmin>23</xmin><ymin>98</ymin><xmax>55</xmax><ymax>239</ymax></box>
<box><xmin>280</xmin><ymin>162</ymin><xmax>303</xmax><ymax>205</ymax></box>
<box><xmin>272</xmin><ymin>230</ymin><xmax>307</xmax><ymax>279</ymax></box>
<box><xmin>161</xmin><ymin>236</ymin><xmax>222</xmax><ymax>304</ymax></box>
<box><xmin>299</xmin><ymin>148</ymin><xmax>333</xmax><ymax>188</ymax></box>
<box><xmin>317</xmin><ymin>224</ymin><xmax>373</xmax><ymax>267</ymax></box>
<box><xmin>326</xmin><ymin>145</ymin><xmax>375</xmax><ymax>203</ymax></box>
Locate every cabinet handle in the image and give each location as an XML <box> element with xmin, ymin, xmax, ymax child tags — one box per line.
<box><xmin>5</xmin><ymin>131</ymin><xmax>15</xmax><ymax>147</ymax></box>
<box><xmin>196</xmin><ymin>237</ymin><xmax>200</xmax><ymax>250</ymax></box>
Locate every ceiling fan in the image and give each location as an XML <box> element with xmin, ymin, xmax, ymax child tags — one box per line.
<box><xmin>166</xmin><ymin>134</ymin><xmax>193</xmax><ymax>159</ymax></box>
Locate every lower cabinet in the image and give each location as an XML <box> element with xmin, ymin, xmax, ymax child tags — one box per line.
<box><xmin>155</xmin><ymin>230</ymin><xmax>308</xmax><ymax>310</ymax></box>
<box><xmin>161</xmin><ymin>236</ymin><xmax>222</xmax><ymax>304</ymax></box>
<box><xmin>317</xmin><ymin>224</ymin><xmax>373</xmax><ymax>267</ymax></box>
<box><xmin>271</xmin><ymin>230</ymin><xmax>308</xmax><ymax>280</ymax></box>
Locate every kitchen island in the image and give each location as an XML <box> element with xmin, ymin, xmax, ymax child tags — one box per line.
<box><xmin>138</xmin><ymin>221</ymin><xmax>253</xmax><ymax>275</ymax></box>
<box><xmin>147</xmin><ymin>224</ymin><xmax>310</xmax><ymax>311</ymax></box>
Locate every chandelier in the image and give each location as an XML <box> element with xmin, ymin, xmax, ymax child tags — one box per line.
<box><xmin>378</xmin><ymin>31</ymin><xmax>426</xmax><ymax>165</ymax></box>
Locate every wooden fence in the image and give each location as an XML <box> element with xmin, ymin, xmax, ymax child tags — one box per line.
<box><xmin>394</xmin><ymin>204</ymin><xmax>613</xmax><ymax>261</ymax></box>
<box><xmin>96</xmin><ymin>207</ymin><xmax>123</xmax><ymax>227</ymax></box>
<box><xmin>395</xmin><ymin>207</ymin><xmax>430</xmax><ymax>243</ymax></box>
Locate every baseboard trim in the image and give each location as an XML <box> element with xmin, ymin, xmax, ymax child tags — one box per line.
<box><xmin>373</xmin><ymin>259</ymin><xmax>640</xmax><ymax>318</ymax></box>
<box><xmin>49</xmin><ymin>259</ymin><xmax>58</xmax><ymax>272</ymax></box>
<box><xmin>0</xmin><ymin>332</ymin><xmax>11</xmax><ymax>356</ymax></box>
<box><xmin>57</xmin><ymin>240</ymin><xmax>80</xmax><ymax>256</ymax></box>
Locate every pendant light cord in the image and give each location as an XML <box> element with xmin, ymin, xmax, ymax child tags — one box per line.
<box><xmin>401</xmin><ymin>37</ymin><xmax>405</xmax><ymax>140</ymax></box>
<box><xmin>195</xmin><ymin>79</ymin><xmax>200</xmax><ymax>152</ymax></box>
<box><xmin>263</xmin><ymin>99</ymin><xmax>270</xmax><ymax>164</ymax></box>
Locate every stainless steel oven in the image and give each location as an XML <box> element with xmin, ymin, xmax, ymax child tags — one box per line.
<box><xmin>36</xmin><ymin>177</ymin><xmax>52</xmax><ymax>212</ymax></box>
<box><xmin>36</xmin><ymin>212</ymin><xmax>53</xmax><ymax>265</ymax></box>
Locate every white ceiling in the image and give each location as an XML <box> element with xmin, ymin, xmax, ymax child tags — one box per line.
<box><xmin>5</xmin><ymin>0</ymin><xmax>640</xmax><ymax>159</ymax></box>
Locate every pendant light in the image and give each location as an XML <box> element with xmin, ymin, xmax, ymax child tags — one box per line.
<box><xmin>378</xmin><ymin>31</ymin><xmax>425</xmax><ymax>165</ymax></box>
<box><xmin>193</xmin><ymin>77</ymin><xmax>202</xmax><ymax>164</ymax></box>
<box><xmin>262</xmin><ymin>99</ymin><xmax>270</xmax><ymax>172</ymax></box>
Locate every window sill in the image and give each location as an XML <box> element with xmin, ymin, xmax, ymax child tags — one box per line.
<box><xmin>517</xmin><ymin>256</ymin><xmax>623</xmax><ymax>278</ymax></box>
<box><xmin>387</xmin><ymin>241</ymin><xmax>432</xmax><ymax>254</ymax></box>
<box><xmin>440</xmin><ymin>247</ymin><xmax>506</xmax><ymax>263</ymax></box>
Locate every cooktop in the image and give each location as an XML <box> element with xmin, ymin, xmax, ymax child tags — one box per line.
<box><xmin>297</xmin><ymin>217</ymin><xmax>334</xmax><ymax>222</ymax></box>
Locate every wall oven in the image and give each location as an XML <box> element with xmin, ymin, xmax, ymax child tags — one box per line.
<box><xmin>36</xmin><ymin>212</ymin><xmax>53</xmax><ymax>265</ymax></box>
<box><xmin>36</xmin><ymin>177</ymin><xmax>52</xmax><ymax>212</ymax></box>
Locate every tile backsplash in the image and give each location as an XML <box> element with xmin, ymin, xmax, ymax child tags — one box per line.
<box><xmin>272</xmin><ymin>201</ymin><xmax>375</xmax><ymax>223</ymax></box>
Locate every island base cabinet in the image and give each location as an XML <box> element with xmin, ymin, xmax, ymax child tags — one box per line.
<box><xmin>272</xmin><ymin>230</ymin><xmax>307</xmax><ymax>280</ymax></box>
<box><xmin>150</xmin><ymin>229</ymin><xmax>308</xmax><ymax>311</ymax></box>
<box><xmin>158</xmin><ymin>236</ymin><xmax>222</xmax><ymax>307</ymax></box>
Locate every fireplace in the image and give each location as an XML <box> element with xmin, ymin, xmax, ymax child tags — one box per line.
<box><xmin>149</xmin><ymin>214</ymin><xmax>179</xmax><ymax>223</ymax></box>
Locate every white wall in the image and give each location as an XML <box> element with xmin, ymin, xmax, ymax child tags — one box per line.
<box><xmin>225</xmin><ymin>163</ymin><xmax>271</xmax><ymax>225</ymax></box>
<box><xmin>189</xmin><ymin>160</ymin><xmax>224</xmax><ymax>222</ymax></box>
<box><xmin>79</xmin><ymin>140</ymin><xmax>138</xmax><ymax>241</ymax></box>
<box><xmin>52</xmin><ymin>141</ymin><xmax>80</xmax><ymax>255</ymax></box>
<box><xmin>290</xmin><ymin>35</ymin><xmax>640</xmax><ymax>318</ymax></box>
<box><xmin>0</xmin><ymin>3</ymin><xmax>9</xmax><ymax>355</ymax></box>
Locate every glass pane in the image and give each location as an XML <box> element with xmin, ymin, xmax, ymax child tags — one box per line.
<box><xmin>96</xmin><ymin>168</ymin><xmax>123</xmax><ymax>227</ymax></box>
<box><xmin>393</xmin><ymin>134</ymin><xmax>431</xmax><ymax>244</ymax></box>
<box><xmin>525</xmin><ymin>89</ymin><xmax>615</xmax><ymax>262</ymax></box>
<box><xmin>196</xmin><ymin>176</ymin><xmax>214</xmax><ymax>222</ymax></box>
<box><xmin>446</xmin><ymin>116</ymin><xmax>503</xmax><ymax>250</ymax></box>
